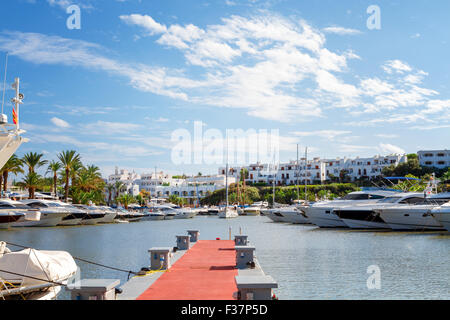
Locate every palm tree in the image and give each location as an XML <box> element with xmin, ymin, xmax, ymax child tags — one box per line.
<box><xmin>21</xmin><ymin>152</ymin><xmax>47</xmax><ymax>173</ymax></box>
<box><xmin>114</xmin><ymin>181</ymin><xmax>124</xmax><ymax>201</ymax></box>
<box><xmin>21</xmin><ymin>152</ymin><xmax>47</xmax><ymax>198</ymax></box>
<box><xmin>106</xmin><ymin>184</ymin><xmax>114</xmax><ymax>206</ymax></box>
<box><xmin>1</xmin><ymin>155</ymin><xmax>23</xmax><ymax>194</ymax></box>
<box><xmin>57</xmin><ymin>150</ymin><xmax>81</xmax><ymax>202</ymax></box>
<box><xmin>117</xmin><ymin>194</ymin><xmax>135</xmax><ymax>210</ymax></box>
<box><xmin>19</xmin><ymin>172</ymin><xmax>42</xmax><ymax>199</ymax></box>
<box><xmin>46</xmin><ymin>160</ymin><xmax>61</xmax><ymax>197</ymax></box>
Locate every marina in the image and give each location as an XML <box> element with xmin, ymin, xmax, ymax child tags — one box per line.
<box><xmin>0</xmin><ymin>0</ymin><xmax>449</xmax><ymax>304</ymax></box>
<box><xmin>0</xmin><ymin>215</ymin><xmax>448</xmax><ymax>300</ymax></box>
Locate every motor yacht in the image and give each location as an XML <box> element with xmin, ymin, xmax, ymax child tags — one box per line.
<box><xmin>174</xmin><ymin>207</ymin><xmax>197</xmax><ymax>219</ymax></box>
<box><xmin>73</xmin><ymin>204</ymin><xmax>106</xmax><ymax>225</ymax></box>
<box><xmin>0</xmin><ymin>199</ymin><xmax>36</xmax><ymax>229</ymax></box>
<box><xmin>15</xmin><ymin>199</ymin><xmax>68</xmax><ymax>227</ymax></box>
<box><xmin>207</xmin><ymin>206</ymin><xmax>219</xmax><ymax>216</ymax></box>
<box><xmin>278</xmin><ymin>205</ymin><xmax>310</xmax><ymax>224</ymax></box>
<box><xmin>97</xmin><ymin>206</ymin><xmax>118</xmax><ymax>223</ymax></box>
<box><xmin>243</xmin><ymin>204</ymin><xmax>261</xmax><ymax>216</ymax></box>
<box><xmin>114</xmin><ymin>208</ymin><xmax>145</xmax><ymax>222</ymax></box>
<box><xmin>377</xmin><ymin>192</ymin><xmax>450</xmax><ymax>230</ymax></box>
<box><xmin>47</xmin><ymin>201</ymin><xmax>86</xmax><ymax>226</ymax></box>
<box><xmin>304</xmin><ymin>189</ymin><xmax>402</xmax><ymax>228</ymax></box>
<box><xmin>333</xmin><ymin>193</ymin><xmax>425</xmax><ymax>229</ymax></box>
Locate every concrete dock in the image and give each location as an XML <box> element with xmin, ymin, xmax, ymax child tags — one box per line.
<box><xmin>69</xmin><ymin>232</ymin><xmax>277</xmax><ymax>300</ymax></box>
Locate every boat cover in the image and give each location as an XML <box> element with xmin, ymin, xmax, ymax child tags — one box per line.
<box><xmin>0</xmin><ymin>246</ymin><xmax>77</xmax><ymax>286</ymax></box>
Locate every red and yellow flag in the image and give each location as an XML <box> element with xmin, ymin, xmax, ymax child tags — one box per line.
<box><xmin>12</xmin><ymin>107</ymin><xmax>17</xmax><ymax>125</ymax></box>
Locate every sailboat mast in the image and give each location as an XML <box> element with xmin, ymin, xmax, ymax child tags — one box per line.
<box><xmin>225</xmin><ymin>163</ymin><xmax>229</xmax><ymax>207</ymax></box>
<box><xmin>296</xmin><ymin>144</ymin><xmax>300</xmax><ymax>202</ymax></box>
<box><xmin>304</xmin><ymin>147</ymin><xmax>308</xmax><ymax>202</ymax></box>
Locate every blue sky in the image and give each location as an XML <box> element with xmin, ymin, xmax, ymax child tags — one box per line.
<box><xmin>0</xmin><ymin>0</ymin><xmax>449</xmax><ymax>177</ymax></box>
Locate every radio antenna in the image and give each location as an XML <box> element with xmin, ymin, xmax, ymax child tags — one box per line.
<box><xmin>1</xmin><ymin>52</ymin><xmax>8</xmax><ymax>114</ymax></box>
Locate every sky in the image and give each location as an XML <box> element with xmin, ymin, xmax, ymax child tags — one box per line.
<box><xmin>0</xmin><ymin>0</ymin><xmax>449</xmax><ymax>177</ymax></box>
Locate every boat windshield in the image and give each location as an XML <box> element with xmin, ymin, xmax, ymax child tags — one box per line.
<box><xmin>377</xmin><ymin>197</ymin><xmax>402</xmax><ymax>203</ymax></box>
<box><xmin>342</xmin><ymin>193</ymin><xmax>385</xmax><ymax>200</ymax></box>
<box><xmin>414</xmin><ymin>198</ymin><xmax>450</xmax><ymax>206</ymax></box>
<box><xmin>0</xmin><ymin>202</ymin><xmax>30</xmax><ymax>209</ymax></box>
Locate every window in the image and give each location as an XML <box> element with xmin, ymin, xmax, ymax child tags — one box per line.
<box><xmin>399</xmin><ymin>197</ymin><xmax>425</xmax><ymax>204</ymax></box>
<box><xmin>343</xmin><ymin>194</ymin><xmax>370</xmax><ymax>200</ymax></box>
<box><xmin>425</xmin><ymin>161</ymin><xmax>433</xmax><ymax>165</ymax></box>
<box><xmin>437</xmin><ymin>153</ymin><xmax>445</xmax><ymax>157</ymax></box>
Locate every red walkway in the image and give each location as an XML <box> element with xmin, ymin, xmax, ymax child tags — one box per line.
<box><xmin>137</xmin><ymin>240</ymin><xmax>238</xmax><ymax>300</ymax></box>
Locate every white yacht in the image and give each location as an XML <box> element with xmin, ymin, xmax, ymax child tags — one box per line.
<box><xmin>73</xmin><ymin>204</ymin><xmax>106</xmax><ymax>225</ymax></box>
<box><xmin>304</xmin><ymin>189</ymin><xmax>401</xmax><ymax>228</ymax></box>
<box><xmin>431</xmin><ymin>202</ymin><xmax>450</xmax><ymax>232</ymax></box>
<box><xmin>149</xmin><ymin>205</ymin><xmax>178</xmax><ymax>220</ymax></box>
<box><xmin>278</xmin><ymin>205</ymin><xmax>310</xmax><ymax>224</ymax></box>
<box><xmin>242</xmin><ymin>204</ymin><xmax>261</xmax><ymax>216</ymax></box>
<box><xmin>15</xmin><ymin>199</ymin><xmax>68</xmax><ymax>227</ymax></box>
<box><xmin>142</xmin><ymin>207</ymin><xmax>165</xmax><ymax>221</ymax></box>
<box><xmin>207</xmin><ymin>206</ymin><xmax>220</xmax><ymax>216</ymax></box>
<box><xmin>50</xmin><ymin>201</ymin><xmax>86</xmax><ymax>226</ymax></box>
<box><xmin>333</xmin><ymin>193</ymin><xmax>425</xmax><ymax>229</ymax></box>
<box><xmin>0</xmin><ymin>199</ymin><xmax>39</xmax><ymax>229</ymax></box>
<box><xmin>378</xmin><ymin>193</ymin><xmax>450</xmax><ymax>230</ymax></box>
<box><xmin>114</xmin><ymin>208</ymin><xmax>145</xmax><ymax>222</ymax></box>
<box><xmin>218</xmin><ymin>206</ymin><xmax>239</xmax><ymax>219</ymax></box>
<box><xmin>97</xmin><ymin>206</ymin><xmax>118</xmax><ymax>223</ymax></box>
<box><xmin>174</xmin><ymin>207</ymin><xmax>197</xmax><ymax>219</ymax></box>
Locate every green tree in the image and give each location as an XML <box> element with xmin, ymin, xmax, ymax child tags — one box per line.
<box><xmin>1</xmin><ymin>155</ymin><xmax>23</xmax><ymax>193</ymax></box>
<box><xmin>46</xmin><ymin>160</ymin><xmax>61</xmax><ymax>197</ymax></box>
<box><xmin>19</xmin><ymin>172</ymin><xmax>42</xmax><ymax>199</ymax></box>
<box><xmin>117</xmin><ymin>194</ymin><xmax>136</xmax><ymax>209</ymax></box>
<box><xmin>57</xmin><ymin>150</ymin><xmax>81</xmax><ymax>202</ymax></box>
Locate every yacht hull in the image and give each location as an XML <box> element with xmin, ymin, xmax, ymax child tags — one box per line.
<box><xmin>98</xmin><ymin>212</ymin><xmax>117</xmax><ymax>224</ymax></box>
<box><xmin>280</xmin><ymin>209</ymin><xmax>309</xmax><ymax>224</ymax></box>
<box><xmin>431</xmin><ymin>210</ymin><xmax>450</xmax><ymax>232</ymax></box>
<box><xmin>379</xmin><ymin>207</ymin><xmax>444</xmax><ymax>230</ymax></box>
<box><xmin>58</xmin><ymin>218</ymin><xmax>83</xmax><ymax>226</ymax></box>
<box><xmin>341</xmin><ymin>219</ymin><xmax>389</xmax><ymax>229</ymax></box>
<box><xmin>80</xmin><ymin>216</ymin><xmax>105</xmax><ymax>225</ymax></box>
<box><xmin>146</xmin><ymin>215</ymin><xmax>165</xmax><ymax>221</ymax></box>
<box><xmin>305</xmin><ymin>207</ymin><xmax>347</xmax><ymax>228</ymax></box>
<box><xmin>12</xmin><ymin>214</ymin><xmax>66</xmax><ymax>227</ymax></box>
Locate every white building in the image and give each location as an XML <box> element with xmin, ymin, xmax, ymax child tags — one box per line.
<box><xmin>324</xmin><ymin>154</ymin><xmax>407</xmax><ymax>181</ymax></box>
<box><xmin>107</xmin><ymin>167</ymin><xmax>141</xmax><ymax>196</ymax></box>
<box><xmin>418</xmin><ymin>150</ymin><xmax>450</xmax><ymax>169</ymax></box>
<box><xmin>218</xmin><ymin>153</ymin><xmax>407</xmax><ymax>185</ymax></box>
<box><xmin>107</xmin><ymin>168</ymin><xmax>235</xmax><ymax>201</ymax></box>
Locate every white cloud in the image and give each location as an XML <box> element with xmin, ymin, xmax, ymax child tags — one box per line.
<box><xmin>119</xmin><ymin>14</ymin><xmax>167</xmax><ymax>35</ymax></box>
<box><xmin>322</xmin><ymin>26</ymin><xmax>362</xmax><ymax>35</ymax></box>
<box><xmin>50</xmin><ymin>117</ymin><xmax>70</xmax><ymax>128</ymax></box>
<box><xmin>382</xmin><ymin>60</ymin><xmax>412</xmax><ymax>74</ymax></box>
<box><xmin>378</xmin><ymin>143</ymin><xmax>405</xmax><ymax>155</ymax></box>
<box><xmin>292</xmin><ymin>130</ymin><xmax>352</xmax><ymax>141</ymax></box>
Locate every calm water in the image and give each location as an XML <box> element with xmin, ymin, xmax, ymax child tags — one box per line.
<box><xmin>1</xmin><ymin>216</ymin><xmax>449</xmax><ymax>300</ymax></box>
